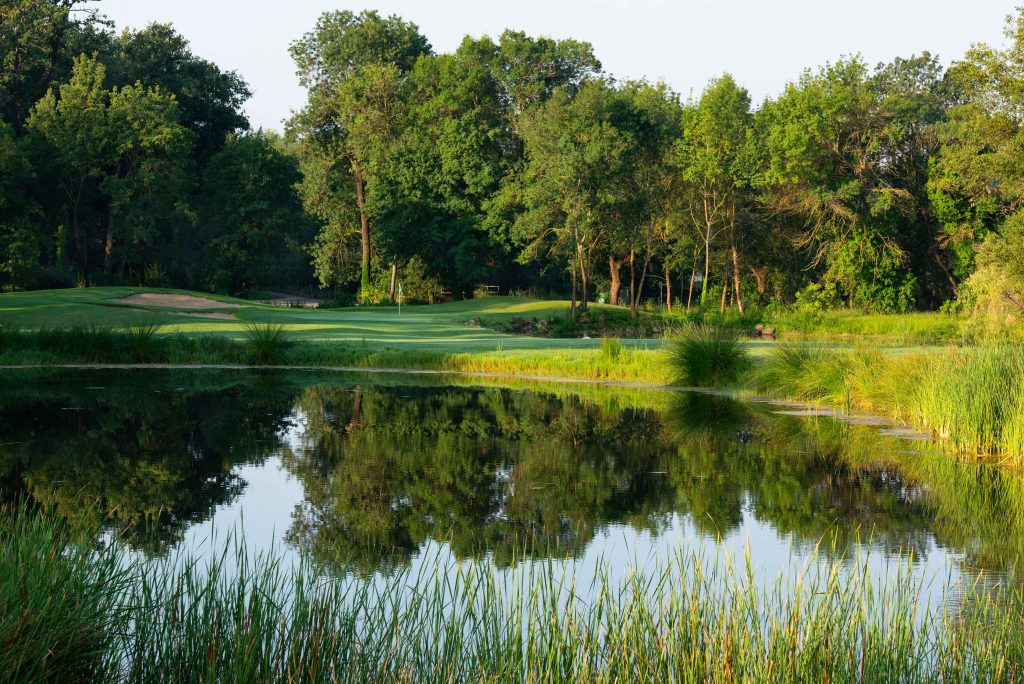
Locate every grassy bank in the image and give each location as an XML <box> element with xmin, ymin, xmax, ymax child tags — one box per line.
<box><xmin>671</xmin><ymin>328</ymin><xmax>1024</xmax><ymax>465</ymax></box>
<box><xmin>0</xmin><ymin>324</ymin><xmax>667</xmax><ymax>384</ymax></box>
<box><xmin>4</xmin><ymin>504</ymin><xmax>1022</xmax><ymax>683</ymax></box>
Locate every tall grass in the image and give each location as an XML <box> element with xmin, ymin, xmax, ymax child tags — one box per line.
<box><xmin>0</xmin><ymin>504</ymin><xmax>129</xmax><ymax>684</ymax></box>
<box><xmin>241</xmin><ymin>322</ymin><xmax>293</xmax><ymax>365</ymax></box>
<box><xmin>3</xmin><ymin>505</ymin><xmax>1023</xmax><ymax>682</ymax></box>
<box><xmin>668</xmin><ymin>325</ymin><xmax>750</xmax><ymax>387</ymax></box>
<box><xmin>753</xmin><ymin>342</ymin><xmax>1024</xmax><ymax>464</ymax></box>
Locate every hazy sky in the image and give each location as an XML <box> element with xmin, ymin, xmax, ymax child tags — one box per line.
<box><xmin>97</xmin><ymin>0</ymin><xmax>1015</xmax><ymax>131</ymax></box>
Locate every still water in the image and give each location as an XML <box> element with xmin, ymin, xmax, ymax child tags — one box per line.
<box><xmin>1</xmin><ymin>369</ymin><xmax>1020</xmax><ymax>604</ymax></box>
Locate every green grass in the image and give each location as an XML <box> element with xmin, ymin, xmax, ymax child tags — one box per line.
<box><xmin>3</xmin><ymin>503</ymin><xmax>1022</xmax><ymax>683</ymax></box>
<box><xmin>770</xmin><ymin>309</ymin><xmax>961</xmax><ymax>345</ymax></box>
<box><xmin>0</xmin><ymin>287</ymin><xmax>638</xmax><ymax>352</ymax></box>
<box><xmin>668</xmin><ymin>326</ymin><xmax>751</xmax><ymax>387</ymax></box>
<box><xmin>750</xmin><ymin>342</ymin><xmax>1024</xmax><ymax>464</ymax></box>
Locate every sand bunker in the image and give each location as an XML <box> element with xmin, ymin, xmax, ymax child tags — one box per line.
<box><xmin>112</xmin><ymin>293</ymin><xmax>240</xmax><ymax>310</ymax></box>
<box><xmin>173</xmin><ymin>311</ymin><xmax>237</xmax><ymax>320</ymax></box>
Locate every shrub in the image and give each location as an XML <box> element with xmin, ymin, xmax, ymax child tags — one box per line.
<box><xmin>668</xmin><ymin>325</ymin><xmax>749</xmax><ymax>387</ymax></box>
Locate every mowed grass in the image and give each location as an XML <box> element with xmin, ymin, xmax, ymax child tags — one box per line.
<box><xmin>0</xmin><ymin>287</ymin><xmax>647</xmax><ymax>352</ymax></box>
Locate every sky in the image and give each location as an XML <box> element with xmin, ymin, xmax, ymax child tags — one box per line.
<box><xmin>96</xmin><ymin>0</ymin><xmax>1016</xmax><ymax>131</ymax></box>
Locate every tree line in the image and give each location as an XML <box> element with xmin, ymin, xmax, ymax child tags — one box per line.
<box><xmin>4</xmin><ymin>1</ymin><xmax>1024</xmax><ymax>320</ymax></box>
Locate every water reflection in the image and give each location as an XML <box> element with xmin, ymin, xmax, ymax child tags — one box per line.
<box><xmin>0</xmin><ymin>370</ymin><xmax>1021</xmax><ymax>578</ymax></box>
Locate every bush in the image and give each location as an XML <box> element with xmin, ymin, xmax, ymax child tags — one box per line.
<box><xmin>668</xmin><ymin>326</ymin><xmax>749</xmax><ymax>387</ymax></box>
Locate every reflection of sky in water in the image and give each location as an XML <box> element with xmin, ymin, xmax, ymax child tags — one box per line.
<box><xmin>4</xmin><ymin>369</ymin><xmax>1003</xmax><ymax>619</ymax></box>
<box><xmin>167</xmin><ymin>402</ymin><xmax>968</xmax><ymax>616</ymax></box>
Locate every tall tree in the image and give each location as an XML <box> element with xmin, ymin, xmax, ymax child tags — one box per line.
<box><xmin>197</xmin><ymin>132</ymin><xmax>315</xmax><ymax>293</ymax></box>
<box><xmin>0</xmin><ymin>0</ymin><xmax>98</xmax><ymax>131</ymax></box>
<box><xmin>675</xmin><ymin>74</ymin><xmax>754</xmax><ymax>312</ymax></box>
<box><xmin>517</xmin><ymin>79</ymin><xmax>632</xmax><ymax>313</ymax></box>
<box><xmin>931</xmin><ymin>9</ymin><xmax>1024</xmax><ymax>323</ymax></box>
<box><xmin>28</xmin><ymin>53</ymin><xmax>190</xmax><ymax>281</ymax></box>
<box><xmin>758</xmin><ymin>58</ymin><xmax>927</xmax><ymax>312</ymax></box>
<box><xmin>103</xmin><ymin>23</ymin><xmax>251</xmax><ymax>163</ymax></box>
<box><xmin>290</xmin><ymin>10</ymin><xmax>430</xmax><ymax>300</ymax></box>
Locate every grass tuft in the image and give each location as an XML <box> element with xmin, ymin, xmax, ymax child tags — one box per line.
<box><xmin>668</xmin><ymin>325</ymin><xmax>749</xmax><ymax>387</ymax></box>
<box><xmin>241</xmin><ymin>323</ymin><xmax>292</xmax><ymax>365</ymax></box>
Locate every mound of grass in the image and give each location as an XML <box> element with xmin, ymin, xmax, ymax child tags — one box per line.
<box><xmin>669</xmin><ymin>326</ymin><xmax>750</xmax><ymax>387</ymax></box>
<box><xmin>753</xmin><ymin>342</ymin><xmax>848</xmax><ymax>402</ymax></box>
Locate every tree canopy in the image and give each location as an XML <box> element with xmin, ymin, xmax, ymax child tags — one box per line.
<box><xmin>5</xmin><ymin>2</ymin><xmax>1024</xmax><ymax>322</ymax></box>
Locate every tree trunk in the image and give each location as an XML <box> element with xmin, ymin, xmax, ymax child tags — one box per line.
<box><xmin>570</xmin><ymin>258</ymin><xmax>577</xmax><ymax>320</ymax></box>
<box><xmin>930</xmin><ymin>242</ymin><xmax>959</xmax><ymax>298</ymax></box>
<box><xmin>104</xmin><ymin>210</ymin><xmax>114</xmax><ymax>276</ymax></box>
<box><xmin>687</xmin><ymin>244</ymin><xmax>699</xmax><ymax>311</ymax></box>
<box><xmin>702</xmin><ymin>230</ymin><xmax>711</xmax><ymax>303</ymax></box>
<box><xmin>628</xmin><ymin>249</ymin><xmax>636</xmax><ymax>312</ymax></box>
<box><xmin>347</xmin><ymin>386</ymin><xmax>363</xmax><ymax>433</ymax></box>
<box><xmin>720</xmin><ymin>281</ymin><xmax>727</xmax><ymax>313</ymax></box>
<box><xmin>72</xmin><ymin>181</ymin><xmax>88</xmax><ymax>282</ymax></box>
<box><xmin>388</xmin><ymin>263</ymin><xmax>397</xmax><ymax>302</ymax></box>
<box><xmin>354</xmin><ymin>165</ymin><xmax>371</xmax><ymax>300</ymax></box>
<box><xmin>609</xmin><ymin>255</ymin><xmax>622</xmax><ymax>306</ymax></box>
<box><xmin>577</xmin><ymin>245</ymin><xmax>589</xmax><ymax>311</ymax></box>
<box><xmin>731</xmin><ymin>241</ymin><xmax>744</xmax><ymax>314</ymax></box>
<box><xmin>749</xmin><ymin>266</ymin><xmax>767</xmax><ymax>298</ymax></box>
<box><xmin>665</xmin><ymin>266</ymin><xmax>672</xmax><ymax>313</ymax></box>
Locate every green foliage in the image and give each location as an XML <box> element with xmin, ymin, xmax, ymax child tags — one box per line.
<box><xmin>241</xmin><ymin>323</ymin><xmax>292</xmax><ymax>365</ymax></box>
<box><xmin>2</xmin><ymin>501</ymin><xmax>1023</xmax><ymax>681</ymax></box>
<box><xmin>668</xmin><ymin>325</ymin><xmax>749</xmax><ymax>387</ymax></box>
<box><xmin>0</xmin><ymin>504</ymin><xmax>128</xmax><ymax>684</ymax></box>
<box><xmin>198</xmin><ymin>132</ymin><xmax>314</xmax><ymax>293</ymax></box>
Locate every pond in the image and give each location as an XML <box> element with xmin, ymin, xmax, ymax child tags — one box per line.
<box><xmin>1</xmin><ymin>368</ymin><xmax>1021</xmax><ymax>610</ymax></box>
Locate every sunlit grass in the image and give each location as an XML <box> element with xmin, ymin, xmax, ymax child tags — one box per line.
<box><xmin>3</xmin><ymin>503</ymin><xmax>1022</xmax><ymax>682</ymax></box>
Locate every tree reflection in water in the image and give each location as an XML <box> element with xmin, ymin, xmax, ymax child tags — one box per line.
<box><xmin>0</xmin><ymin>371</ymin><xmax>1022</xmax><ymax>576</ymax></box>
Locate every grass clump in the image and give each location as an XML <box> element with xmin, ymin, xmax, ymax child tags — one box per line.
<box><xmin>240</xmin><ymin>323</ymin><xmax>292</xmax><ymax>365</ymax></box>
<box><xmin>0</xmin><ymin>504</ymin><xmax>128</xmax><ymax>684</ymax></box>
<box><xmin>753</xmin><ymin>342</ymin><xmax>848</xmax><ymax>402</ymax></box>
<box><xmin>599</xmin><ymin>336</ymin><xmax>624</xmax><ymax>363</ymax></box>
<box><xmin>669</xmin><ymin>325</ymin><xmax>749</xmax><ymax>387</ymax></box>
<box><xmin>118</xmin><ymin>321</ymin><xmax>165</xmax><ymax>362</ymax></box>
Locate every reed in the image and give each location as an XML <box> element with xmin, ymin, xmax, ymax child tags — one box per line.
<box><xmin>6</xmin><ymin>504</ymin><xmax>1021</xmax><ymax>682</ymax></box>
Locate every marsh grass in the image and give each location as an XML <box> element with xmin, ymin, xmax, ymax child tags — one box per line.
<box><xmin>3</xmin><ymin>505</ymin><xmax>1023</xmax><ymax>682</ymax></box>
<box><xmin>752</xmin><ymin>342</ymin><xmax>1024</xmax><ymax>463</ymax></box>
<box><xmin>599</xmin><ymin>336</ymin><xmax>624</xmax><ymax>364</ymax></box>
<box><xmin>668</xmin><ymin>325</ymin><xmax>750</xmax><ymax>387</ymax></box>
<box><xmin>241</xmin><ymin>322</ymin><xmax>293</xmax><ymax>365</ymax></box>
<box><xmin>0</xmin><ymin>504</ymin><xmax>129</xmax><ymax>684</ymax></box>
